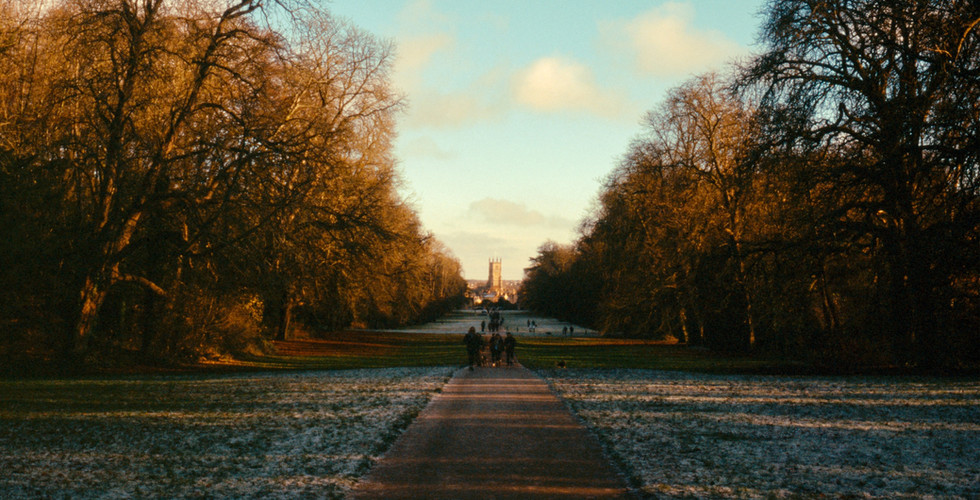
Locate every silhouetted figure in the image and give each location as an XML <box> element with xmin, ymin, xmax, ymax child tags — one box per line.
<box><xmin>489</xmin><ymin>332</ymin><xmax>503</xmax><ymax>366</ymax></box>
<box><xmin>464</xmin><ymin>327</ymin><xmax>482</xmax><ymax>370</ymax></box>
<box><xmin>504</xmin><ymin>331</ymin><xmax>516</xmax><ymax>366</ymax></box>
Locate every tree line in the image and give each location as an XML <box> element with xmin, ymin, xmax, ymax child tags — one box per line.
<box><xmin>0</xmin><ymin>0</ymin><xmax>466</xmax><ymax>374</ymax></box>
<box><xmin>522</xmin><ymin>0</ymin><xmax>980</xmax><ymax>370</ymax></box>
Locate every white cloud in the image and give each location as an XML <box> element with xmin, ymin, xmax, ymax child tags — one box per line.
<box><xmin>408</xmin><ymin>92</ymin><xmax>481</xmax><ymax>127</ymax></box>
<box><xmin>602</xmin><ymin>2</ymin><xmax>745</xmax><ymax>77</ymax></box>
<box><xmin>388</xmin><ymin>1</ymin><xmax>510</xmax><ymax>128</ymax></box>
<box><xmin>397</xmin><ymin>0</ymin><xmax>451</xmax><ymax>28</ymax></box>
<box><xmin>394</xmin><ymin>33</ymin><xmax>454</xmax><ymax>79</ymax></box>
<box><xmin>432</xmin><ymin>199</ymin><xmax>580</xmax><ymax>280</ymax></box>
<box><xmin>438</xmin><ymin>229</ymin><xmax>526</xmax><ymax>279</ymax></box>
<box><xmin>399</xmin><ymin>136</ymin><xmax>454</xmax><ymax>160</ymax></box>
<box><xmin>513</xmin><ymin>57</ymin><xmax>628</xmax><ymax>118</ymax></box>
<box><xmin>467</xmin><ymin>198</ymin><xmax>573</xmax><ymax>229</ymax></box>
<box><xmin>401</xmin><ymin>64</ymin><xmax>511</xmax><ymax>128</ymax></box>
<box><xmin>390</xmin><ymin>0</ymin><xmax>456</xmax><ymax>92</ymax></box>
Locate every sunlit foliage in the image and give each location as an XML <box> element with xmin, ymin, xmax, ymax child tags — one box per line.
<box><xmin>0</xmin><ymin>0</ymin><xmax>465</xmax><ymax>373</ymax></box>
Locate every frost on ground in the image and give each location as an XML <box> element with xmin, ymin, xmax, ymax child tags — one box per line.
<box><xmin>0</xmin><ymin>367</ymin><xmax>452</xmax><ymax>499</ymax></box>
<box><xmin>542</xmin><ymin>369</ymin><xmax>980</xmax><ymax>499</ymax></box>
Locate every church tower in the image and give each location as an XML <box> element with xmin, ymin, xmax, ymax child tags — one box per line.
<box><xmin>487</xmin><ymin>258</ymin><xmax>502</xmax><ymax>291</ymax></box>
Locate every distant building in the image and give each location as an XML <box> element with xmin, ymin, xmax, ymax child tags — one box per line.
<box><xmin>465</xmin><ymin>259</ymin><xmax>520</xmax><ymax>306</ymax></box>
<box><xmin>466</xmin><ymin>276</ymin><xmax>521</xmax><ymax>307</ymax></box>
<box><xmin>487</xmin><ymin>258</ymin><xmax>502</xmax><ymax>292</ymax></box>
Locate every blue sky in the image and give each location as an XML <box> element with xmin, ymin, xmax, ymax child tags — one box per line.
<box><xmin>328</xmin><ymin>0</ymin><xmax>768</xmax><ymax>279</ymax></box>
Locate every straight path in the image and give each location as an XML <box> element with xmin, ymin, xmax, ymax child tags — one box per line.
<box><xmin>351</xmin><ymin>365</ymin><xmax>632</xmax><ymax>499</ymax></box>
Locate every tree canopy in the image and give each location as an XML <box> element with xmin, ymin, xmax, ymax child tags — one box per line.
<box><xmin>521</xmin><ymin>0</ymin><xmax>979</xmax><ymax>369</ymax></box>
<box><xmin>0</xmin><ymin>0</ymin><xmax>466</xmax><ymax>373</ymax></box>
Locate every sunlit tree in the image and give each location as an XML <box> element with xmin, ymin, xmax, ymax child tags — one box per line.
<box><xmin>0</xmin><ymin>0</ymin><xmax>464</xmax><ymax>371</ymax></box>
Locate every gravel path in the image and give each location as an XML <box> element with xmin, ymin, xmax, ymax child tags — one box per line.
<box><xmin>351</xmin><ymin>365</ymin><xmax>632</xmax><ymax>499</ymax></box>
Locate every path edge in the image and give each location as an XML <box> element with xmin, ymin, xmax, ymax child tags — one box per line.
<box><xmin>533</xmin><ymin>367</ymin><xmax>643</xmax><ymax>498</ymax></box>
<box><xmin>356</xmin><ymin>365</ymin><xmax>463</xmax><ymax>484</ymax></box>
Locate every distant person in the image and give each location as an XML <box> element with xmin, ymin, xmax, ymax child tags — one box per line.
<box><xmin>504</xmin><ymin>331</ymin><xmax>516</xmax><ymax>366</ymax></box>
<box><xmin>562</xmin><ymin>326</ymin><xmax>568</xmax><ymax>336</ymax></box>
<box><xmin>569</xmin><ymin>326</ymin><xmax>574</xmax><ymax>336</ymax></box>
<box><xmin>481</xmin><ymin>320</ymin><xmax>486</xmax><ymax>333</ymax></box>
<box><xmin>464</xmin><ymin>327</ymin><xmax>482</xmax><ymax>370</ymax></box>
<box><xmin>489</xmin><ymin>332</ymin><xmax>503</xmax><ymax>366</ymax></box>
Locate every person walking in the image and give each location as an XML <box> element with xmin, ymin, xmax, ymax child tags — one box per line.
<box><xmin>464</xmin><ymin>327</ymin><xmax>482</xmax><ymax>370</ymax></box>
<box><xmin>504</xmin><ymin>331</ymin><xmax>517</xmax><ymax>366</ymax></box>
<box><xmin>489</xmin><ymin>332</ymin><xmax>503</xmax><ymax>366</ymax></box>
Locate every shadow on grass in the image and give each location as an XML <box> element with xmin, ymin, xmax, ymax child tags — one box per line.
<box><xmin>235</xmin><ymin>334</ymin><xmax>812</xmax><ymax>376</ymax></box>
<box><xmin>223</xmin><ymin>331</ymin><xmax>467</xmax><ymax>371</ymax></box>
<box><xmin>515</xmin><ymin>337</ymin><xmax>810</xmax><ymax>374</ymax></box>
<box><xmin>15</xmin><ymin>329</ymin><xmax>968</xmax><ymax>378</ymax></box>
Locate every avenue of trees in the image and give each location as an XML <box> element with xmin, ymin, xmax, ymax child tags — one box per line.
<box><xmin>0</xmin><ymin>0</ymin><xmax>466</xmax><ymax>373</ymax></box>
<box><xmin>523</xmin><ymin>0</ymin><xmax>980</xmax><ymax>369</ymax></box>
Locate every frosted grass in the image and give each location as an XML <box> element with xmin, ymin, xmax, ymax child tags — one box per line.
<box><xmin>0</xmin><ymin>367</ymin><xmax>453</xmax><ymax>499</ymax></box>
<box><xmin>543</xmin><ymin>369</ymin><xmax>980</xmax><ymax>499</ymax></box>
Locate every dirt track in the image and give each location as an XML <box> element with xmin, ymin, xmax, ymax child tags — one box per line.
<box><xmin>351</xmin><ymin>365</ymin><xmax>632</xmax><ymax>499</ymax></box>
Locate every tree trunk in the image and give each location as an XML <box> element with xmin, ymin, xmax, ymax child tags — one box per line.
<box><xmin>679</xmin><ymin>308</ymin><xmax>690</xmax><ymax>344</ymax></box>
<box><xmin>70</xmin><ymin>273</ymin><xmax>107</xmax><ymax>366</ymax></box>
<box><xmin>817</xmin><ymin>264</ymin><xmax>840</xmax><ymax>335</ymax></box>
<box><xmin>905</xmin><ymin>231</ymin><xmax>941</xmax><ymax>368</ymax></box>
<box><xmin>276</xmin><ymin>290</ymin><xmax>293</xmax><ymax>341</ymax></box>
<box><xmin>139</xmin><ymin>290</ymin><xmax>161</xmax><ymax>363</ymax></box>
<box><xmin>731</xmin><ymin>235</ymin><xmax>756</xmax><ymax>351</ymax></box>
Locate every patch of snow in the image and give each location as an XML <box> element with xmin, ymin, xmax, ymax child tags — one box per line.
<box><xmin>542</xmin><ymin>369</ymin><xmax>980</xmax><ymax>499</ymax></box>
<box><xmin>0</xmin><ymin>367</ymin><xmax>453</xmax><ymax>499</ymax></box>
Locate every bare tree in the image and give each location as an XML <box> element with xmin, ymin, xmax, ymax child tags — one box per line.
<box><xmin>1</xmin><ymin>0</ymin><xmax>465</xmax><ymax>370</ymax></box>
<box><xmin>745</xmin><ymin>0</ymin><xmax>980</xmax><ymax>365</ymax></box>
<box><xmin>635</xmin><ymin>73</ymin><xmax>761</xmax><ymax>348</ymax></box>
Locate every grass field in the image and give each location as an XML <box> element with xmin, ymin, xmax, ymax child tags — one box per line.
<box><xmin>205</xmin><ymin>331</ymin><xmax>794</xmax><ymax>375</ymax></box>
<box><xmin>515</xmin><ymin>337</ymin><xmax>803</xmax><ymax>373</ymax></box>
<box><xmin>0</xmin><ymin>367</ymin><xmax>452</xmax><ymax>499</ymax></box>
<box><xmin>543</xmin><ymin>368</ymin><xmax>980</xmax><ymax>498</ymax></box>
<box><xmin>6</xmin><ymin>328</ymin><xmax>977</xmax><ymax>499</ymax></box>
<box><xmin>221</xmin><ymin>331</ymin><xmax>467</xmax><ymax>371</ymax></box>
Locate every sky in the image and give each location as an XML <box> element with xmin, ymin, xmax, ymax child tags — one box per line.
<box><xmin>327</xmin><ymin>0</ymin><xmax>769</xmax><ymax>280</ymax></box>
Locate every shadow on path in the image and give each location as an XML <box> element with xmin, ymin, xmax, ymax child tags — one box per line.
<box><xmin>351</xmin><ymin>365</ymin><xmax>632</xmax><ymax>499</ymax></box>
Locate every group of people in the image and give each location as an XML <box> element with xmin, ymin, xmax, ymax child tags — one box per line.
<box><xmin>480</xmin><ymin>308</ymin><xmax>505</xmax><ymax>333</ymax></box>
<box><xmin>464</xmin><ymin>327</ymin><xmax>516</xmax><ymax>369</ymax></box>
